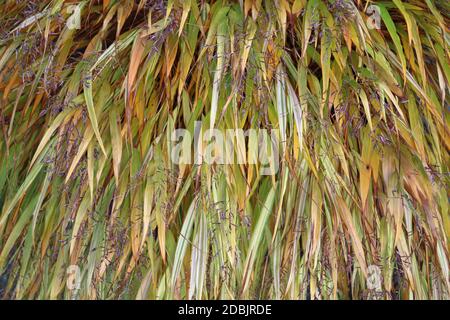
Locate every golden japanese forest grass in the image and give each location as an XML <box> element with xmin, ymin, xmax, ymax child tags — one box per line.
<box><xmin>0</xmin><ymin>0</ymin><xmax>449</xmax><ymax>299</ymax></box>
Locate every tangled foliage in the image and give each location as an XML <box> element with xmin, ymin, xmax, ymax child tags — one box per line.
<box><xmin>0</xmin><ymin>0</ymin><xmax>449</xmax><ymax>299</ymax></box>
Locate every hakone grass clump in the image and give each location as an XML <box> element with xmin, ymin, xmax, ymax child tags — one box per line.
<box><xmin>0</xmin><ymin>0</ymin><xmax>449</xmax><ymax>299</ymax></box>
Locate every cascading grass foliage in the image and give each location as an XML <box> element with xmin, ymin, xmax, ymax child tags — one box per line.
<box><xmin>0</xmin><ymin>0</ymin><xmax>448</xmax><ymax>300</ymax></box>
